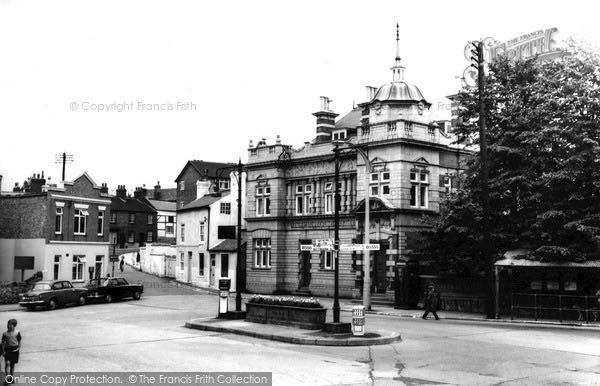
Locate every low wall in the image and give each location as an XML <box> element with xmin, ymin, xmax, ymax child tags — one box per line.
<box><xmin>245</xmin><ymin>302</ymin><xmax>327</xmax><ymax>329</ymax></box>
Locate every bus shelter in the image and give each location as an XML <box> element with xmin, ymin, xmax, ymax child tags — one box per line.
<box><xmin>495</xmin><ymin>250</ymin><xmax>600</xmax><ymax>322</ymax></box>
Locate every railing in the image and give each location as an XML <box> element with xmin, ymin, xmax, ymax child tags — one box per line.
<box><xmin>511</xmin><ymin>293</ymin><xmax>600</xmax><ymax>323</ymax></box>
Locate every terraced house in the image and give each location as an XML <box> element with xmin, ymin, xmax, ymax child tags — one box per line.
<box><xmin>244</xmin><ymin>31</ymin><xmax>471</xmax><ymax>305</ymax></box>
<box><xmin>0</xmin><ymin>172</ymin><xmax>111</xmax><ymax>283</ymax></box>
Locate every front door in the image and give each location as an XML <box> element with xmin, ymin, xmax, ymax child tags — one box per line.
<box><xmin>187</xmin><ymin>252</ymin><xmax>193</xmax><ymax>283</ymax></box>
<box><xmin>298</xmin><ymin>252</ymin><xmax>311</xmax><ymax>289</ymax></box>
<box><xmin>209</xmin><ymin>254</ymin><xmax>216</xmax><ymax>287</ymax></box>
<box><xmin>373</xmin><ymin>241</ymin><xmax>389</xmax><ymax>293</ymax></box>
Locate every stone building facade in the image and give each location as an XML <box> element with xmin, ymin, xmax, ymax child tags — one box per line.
<box><xmin>244</xmin><ymin>31</ymin><xmax>471</xmax><ymax>301</ymax></box>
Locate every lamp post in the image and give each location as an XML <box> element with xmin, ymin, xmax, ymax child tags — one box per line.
<box><xmin>216</xmin><ymin>160</ymin><xmax>246</xmax><ymax>317</ymax></box>
<box><xmin>235</xmin><ymin>158</ymin><xmax>243</xmax><ymax>313</ymax></box>
<box><xmin>333</xmin><ymin>146</ymin><xmax>341</xmax><ymax>323</ymax></box>
<box><xmin>334</xmin><ymin>140</ymin><xmax>372</xmax><ymax>311</ymax></box>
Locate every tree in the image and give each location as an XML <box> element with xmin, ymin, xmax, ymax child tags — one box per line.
<box><xmin>421</xmin><ymin>41</ymin><xmax>600</xmax><ymax>276</ymax></box>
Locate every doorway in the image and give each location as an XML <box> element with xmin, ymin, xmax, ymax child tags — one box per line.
<box><xmin>373</xmin><ymin>241</ymin><xmax>389</xmax><ymax>293</ymax></box>
<box><xmin>187</xmin><ymin>252</ymin><xmax>193</xmax><ymax>283</ymax></box>
<box><xmin>209</xmin><ymin>254</ymin><xmax>216</xmax><ymax>287</ymax></box>
<box><xmin>298</xmin><ymin>252</ymin><xmax>312</xmax><ymax>289</ymax></box>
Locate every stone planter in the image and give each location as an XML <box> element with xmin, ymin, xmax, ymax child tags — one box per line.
<box><xmin>245</xmin><ymin>302</ymin><xmax>327</xmax><ymax>330</ymax></box>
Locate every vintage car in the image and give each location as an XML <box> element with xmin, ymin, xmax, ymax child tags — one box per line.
<box><xmin>86</xmin><ymin>277</ymin><xmax>144</xmax><ymax>303</ymax></box>
<box><xmin>19</xmin><ymin>280</ymin><xmax>88</xmax><ymax>310</ymax></box>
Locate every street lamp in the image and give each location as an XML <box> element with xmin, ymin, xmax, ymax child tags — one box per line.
<box><xmin>333</xmin><ymin>140</ymin><xmax>372</xmax><ymax>311</ymax></box>
<box><xmin>216</xmin><ymin>159</ymin><xmax>246</xmax><ymax>318</ymax></box>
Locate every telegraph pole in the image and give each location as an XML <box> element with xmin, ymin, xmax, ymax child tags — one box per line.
<box><xmin>55</xmin><ymin>153</ymin><xmax>74</xmax><ymax>181</ymax></box>
<box><xmin>471</xmin><ymin>40</ymin><xmax>494</xmax><ymax>318</ymax></box>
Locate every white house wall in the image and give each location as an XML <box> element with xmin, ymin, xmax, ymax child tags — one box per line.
<box><xmin>0</xmin><ymin>238</ymin><xmax>46</xmax><ymax>282</ymax></box>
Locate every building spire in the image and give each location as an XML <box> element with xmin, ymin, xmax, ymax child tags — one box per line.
<box><xmin>395</xmin><ymin>22</ymin><xmax>400</xmax><ymax>60</ymax></box>
<box><xmin>391</xmin><ymin>22</ymin><xmax>405</xmax><ymax>82</ymax></box>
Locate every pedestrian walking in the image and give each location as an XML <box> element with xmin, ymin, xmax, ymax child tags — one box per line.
<box><xmin>119</xmin><ymin>257</ymin><xmax>125</xmax><ymax>273</ymax></box>
<box><xmin>2</xmin><ymin>319</ymin><xmax>21</xmax><ymax>384</ymax></box>
<box><xmin>422</xmin><ymin>285</ymin><xmax>440</xmax><ymax>320</ymax></box>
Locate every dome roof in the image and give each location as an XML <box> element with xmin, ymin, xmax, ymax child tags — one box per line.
<box><xmin>372</xmin><ymin>81</ymin><xmax>428</xmax><ymax>104</ymax></box>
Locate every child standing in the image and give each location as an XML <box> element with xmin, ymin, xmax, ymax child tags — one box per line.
<box><xmin>2</xmin><ymin>319</ymin><xmax>21</xmax><ymax>384</ymax></box>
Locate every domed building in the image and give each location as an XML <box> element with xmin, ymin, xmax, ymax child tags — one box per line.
<box><xmin>243</xmin><ymin>27</ymin><xmax>474</xmax><ymax>310</ymax></box>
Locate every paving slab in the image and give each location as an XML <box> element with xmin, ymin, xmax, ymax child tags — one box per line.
<box><xmin>185</xmin><ymin>317</ymin><xmax>401</xmax><ymax>346</ymax></box>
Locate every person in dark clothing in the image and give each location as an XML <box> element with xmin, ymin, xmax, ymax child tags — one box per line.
<box><xmin>119</xmin><ymin>257</ymin><xmax>125</xmax><ymax>273</ymax></box>
<box><xmin>2</xmin><ymin>319</ymin><xmax>21</xmax><ymax>384</ymax></box>
<box><xmin>422</xmin><ymin>285</ymin><xmax>440</xmax><ymax>320</ymax></box>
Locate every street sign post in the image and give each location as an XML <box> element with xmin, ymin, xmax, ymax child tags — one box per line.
<box><xmin>339</xmin><ymin>244</ymin><xmax>380</xmax><ymax>251</ymax></box>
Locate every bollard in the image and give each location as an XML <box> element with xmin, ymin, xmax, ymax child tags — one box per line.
<box><xmin>352</xmin><ymin>305</ymin><xmax>365</xmax><ymax>336</ymax></box>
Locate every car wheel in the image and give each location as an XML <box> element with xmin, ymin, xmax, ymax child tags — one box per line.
<box><xmin>78</xmin><ymin>295</ymin><xmax>86</xmax><ymax>306</ymax></box>
<box><xmin>133</xmin><ymin>292</ymin><xmax>141</xmax><ymax>300</ymax></box>
<box><xmin>48</xmin><ymin>298</ymin><xmax>58</xmax><ymax>310</ymax></box>
<box><xmin>105</xmin><ymin>294</ymin><xmax>112</xmax><ymax>303</ymax></box>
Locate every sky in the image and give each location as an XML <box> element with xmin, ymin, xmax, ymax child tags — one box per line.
<box><xmin>1</xmin><ymin>0</ymin><xmax>599</xmax><ymax>193</ymax></box>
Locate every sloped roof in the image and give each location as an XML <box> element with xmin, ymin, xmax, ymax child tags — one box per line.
<box><xmin>178</xmin><ymin>192</ymin><xmax>229</xmax><ymax>212</ymax></box>
<box><xmin>495</xmin><ymin>249</ymin><xmax>600</xmax><ymax>268</ymax></box>
<box><xmin>145</xmin><ymin>188</ymin><xmax>178</xmax><ymax>201</ymax></box>
<box><xmin>146</xmin><ymin>199</ymin><xmax>177</xmax><ymax>212</ymax></box>
<box><xmin>210</xmin><ymin>239</ymin><xmax>243</xmax><ymax>252</ymax></box>
<box><xmin>110</xmin><ymin>196</ymin><xmax>156</xmax><ymax>213</ymax></box>
<box><xmin>336</xmin><ymin>107</ymin><xmax>362</xmax><ymax>129</ymax></box>
<box><xmin>174</xmin><ymin>160</ymin><xmax>236</xmax><ymax>183</ymax></box>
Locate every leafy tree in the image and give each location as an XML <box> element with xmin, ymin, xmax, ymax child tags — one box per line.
<box><xmin>421</xmin><ymin>41</ymin><xmax>600</xmax><ymax>276</ymax></box>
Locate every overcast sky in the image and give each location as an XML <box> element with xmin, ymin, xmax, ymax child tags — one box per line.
<box><xmin>1</xmin><ymin>0</ymin><xmax>599</xmax><ymax>193</ymax></box>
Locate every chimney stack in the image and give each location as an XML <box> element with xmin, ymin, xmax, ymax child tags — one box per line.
<box><xmin>100</xmin><ymin>183</ymin><xmax>109</xmax><ymax>194</ymax></box>
<box><xmin>313</xmin><ymin>96</ymin><xmax>338</xmax><ymax>143</ymax></box>
<box><xmin>365</xmin><ymin>86</ymin><xmax>378</xmax><ymax>101</ymax></box>
<box><xmin>116</xmin><ymin>185</ymin><xmax>127</xmax><ymax>198</ymax></box>
<box><xmin>29</xmin><ymin>172</ymin><xmax>47</xmax><ymax>194</ymax></box>
<box><xmin>133</xmin><ymin>186</ymin><xmax>147</xmax><ymax>199</ymax></box>
<box><xmin>153</xmin><ymin>181</ymin><xmax>162</xmax><ymax>200</ymax></box>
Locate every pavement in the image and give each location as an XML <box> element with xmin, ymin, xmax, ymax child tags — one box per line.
<box><xmin>186</xmin><ymin>317</ymin><xmax>401</xmax><ymax>346</ymax></box>
<box><xmin>0</xmin><ymin>265</ymin><xmax>599</xmax><ymax>385</ymax></box>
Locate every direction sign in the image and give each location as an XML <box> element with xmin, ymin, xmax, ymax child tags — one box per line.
<box><xmin>340</xmin><ymin>244</ymin><xmax>380</xmax><ymax>251</ymax></box>
<box><xmin>315</xmin><ymin>239</ymin><xmax>334</xmax><ymax>250</ymax></box>
<box><xmin>300</xmin><ymin>245</ymin><xmax>314</xmax><ymax>251</ymax></box>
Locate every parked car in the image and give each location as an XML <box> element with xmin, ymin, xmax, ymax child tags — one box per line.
<box><xmin>86</xmin><ymin>277</ymin><xmax>144</xmax><ymax>303</ymax></box>
<box><xmin>19</xmin><ymin>280</ymin><xmax>88</xmax><ymax>311</ymax></box>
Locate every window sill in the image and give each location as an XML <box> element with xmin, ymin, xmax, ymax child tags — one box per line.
<box><xmin>319</xmin><ymin>268</ymin><xmax>335</xmax><ymax>272</ymax></box>
<box><xmin>74</xmin><ymin>233</ymin><xmax>86</xmax><ymax>236</ymax></box>
<box><xmin>251</xmin><ymin>267</ymin><xmax>272</xmax><ymax>271</ymax></box>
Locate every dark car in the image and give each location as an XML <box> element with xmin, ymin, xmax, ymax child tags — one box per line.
<box><xmin>86</xmin><ymin>277</ymin><xmax>144</xmax><ymax>303</ymax></box>
<box><xmin>19</xmin><ymin>280</ymin><xmax>88</xmax><ymax>311</ymax></box>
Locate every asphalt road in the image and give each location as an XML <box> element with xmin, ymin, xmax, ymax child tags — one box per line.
<box><xmin>1</xmin><ymin>267</ymin><xmax>599</xmax><ymax>385</ymax></box>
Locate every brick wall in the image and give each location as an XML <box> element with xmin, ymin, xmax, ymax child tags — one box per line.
<box><xmin>0</xmin><ymin>195</ymin><xmax>48</xmax><ymax>239</ymax></box>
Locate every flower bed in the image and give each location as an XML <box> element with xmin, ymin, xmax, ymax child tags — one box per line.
<box><xmin>246</xmin><ymin>296</ymin><xmax>326</xmax><ymax>329</ymax></box>
<box><xmin>247</xmin><ymin>295</ymin><xmax>322</xmax><ymax>308</ymax></box>
<box><xmin>0</xmin><ymin>285</ymin><xmax>21</xmax><ymax>305</ymax></box>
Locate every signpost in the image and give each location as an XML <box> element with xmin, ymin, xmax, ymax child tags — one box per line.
<box><xmin>300</xmin><ymin>243</ymin><xmax>378</xmax><ymax>252</ymax></box>
<box><xmin>340</xmin><ymin>244</ymin><xmax>380</xmax><ymax>251</ymax></box>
